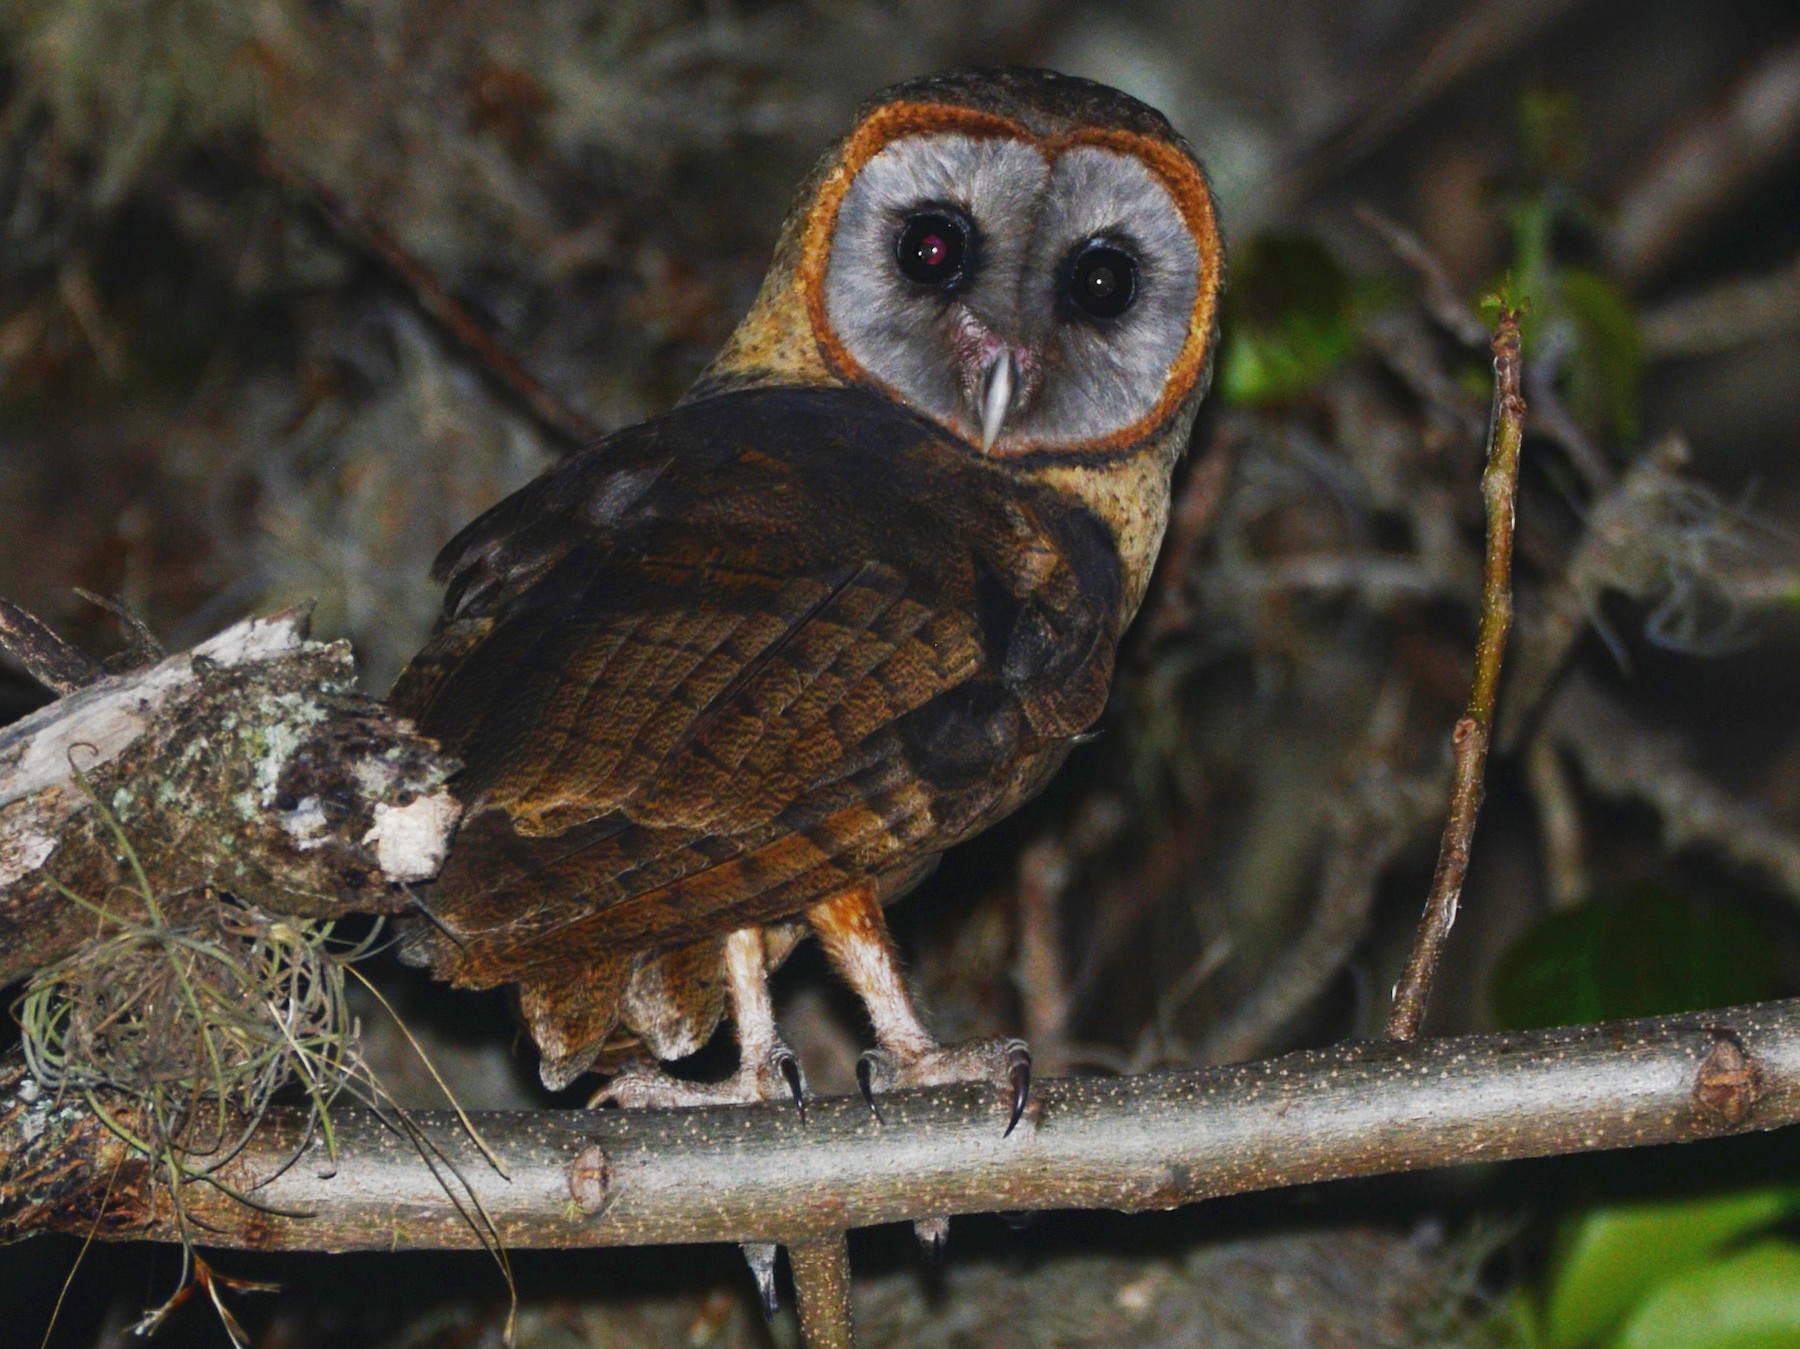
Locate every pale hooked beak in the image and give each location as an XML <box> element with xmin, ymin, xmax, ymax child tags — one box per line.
<box><xmin>979</xmin><ymin>350</ymin><xmax>1018</xmax><ymax>452</ymax></box>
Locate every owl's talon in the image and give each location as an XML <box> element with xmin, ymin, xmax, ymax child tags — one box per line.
<box><xmin>850</xmin><ymin>1036</ymin><xmax>1034</xmax><ymax>1135</ymax></box>
<box><xmin>914</xmin><ymin>1215</ymin><xmax>949</xmax><ymax>1261</ymax></box>
<box><xmin>1005</xmin><ymin>1041</ymin><xmax>1032</xmax><ymax>1138</ymax></box>
<box><xmin>591</xmin><ymin>1037</ymin><xmax>808</xmax><ymax>1114</ymax></box>
<box><xmin>588</xmin><ymin>1057</ymin><xmax>668</xmax><ymax>1110</ymax></box>
<box><xmin>856</xmin><ymin>1052</ymin><xmax>885</xmax><ymax>1123</ymax></box>
<box><xmin>741</xmin><ymin>1241</ymin><xmax>781</xmax><ymax>1318</ymax></box>
<box><xmin>773</xmin><ymin>1048</ymin><xmax>806</xmax><ymax>1121</ymax></box>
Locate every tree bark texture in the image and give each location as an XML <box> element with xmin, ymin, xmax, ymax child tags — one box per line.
<box><xmin>1</xmin><ymin>999</ymin><xmax>1791</xmax><ymax>1253</ymax></box>
<box><xmin>0</xmin><ymin>607</ymin><xmax>459</xmax><ymax>982</ymax></box>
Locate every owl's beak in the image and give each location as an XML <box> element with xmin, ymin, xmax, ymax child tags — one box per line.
<box><xmin>978</xmin><ymin>351</ymin><xmax>1019</xmax><ymax>452</ymax></box>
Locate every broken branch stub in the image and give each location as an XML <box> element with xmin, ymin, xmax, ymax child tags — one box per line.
<box><xmin>0</xmin><ymin>605</ymin><xmax>460</xmax><ymax>983</ymax></box>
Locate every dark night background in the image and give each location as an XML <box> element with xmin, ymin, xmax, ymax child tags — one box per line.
<box><xmin>2</xmin><ymin>1</ymin><xmax>1799</xmax><ymax>1344</ymax></box>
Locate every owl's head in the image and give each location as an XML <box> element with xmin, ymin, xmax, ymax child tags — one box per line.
<box><xmin>697</xmin><ymin>68</ymin><xmax>1224</xmax><ymax>467</ymax></box>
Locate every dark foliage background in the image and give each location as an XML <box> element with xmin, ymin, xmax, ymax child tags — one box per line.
<box><xmin>2</xmin><ymin>0</ymin><xmax>1797</xmax><ymax>1344</ymax></box>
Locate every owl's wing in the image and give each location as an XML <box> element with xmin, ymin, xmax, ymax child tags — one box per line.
<box><xmin>392</xmin><ymin>388</ymin><xmax>1120</xmax><ymax>1085</ymax></box>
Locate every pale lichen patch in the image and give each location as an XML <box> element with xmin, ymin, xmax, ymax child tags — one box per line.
<box><xmin>364</xmin><ymin>790</ymin><xmax>461</xmax><ymax>883</ymax></box>
<box><xmin>281</xmin><ymin>796</ymin><xmax>331</xmax><ymax>850</ymax></box>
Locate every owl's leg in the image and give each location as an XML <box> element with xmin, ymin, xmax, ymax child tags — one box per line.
<box><xmin>807</xmin><ymin>884</ymin><xmax>1032</xmax><ymax>1138</ymax></box>
<box><xmin>593</xmin><ymin>926</ymin><xmax>806</xmax><ymax>1116</ymax></box>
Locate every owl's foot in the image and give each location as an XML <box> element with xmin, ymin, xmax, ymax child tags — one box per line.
<box><xmin>850</xmin><ymin>1036</ymin><xmax>1029</xmax><ymax>1256</ymax></box>
<box><xmin>856</xmin><ymin>1036</ymin><xmax>1032</xmax><ymax>1136</ymax></box>
<box><xmin>588</xmin><ymin>927</ymin><xmax>805</xmax><ymax>1314</ymax></box>
<box><xmin>807</xmin><ymin>884</ymin><xmax>1033</xmax><ymax>1260</ymax></box>
<box><xmin>590</xmin><ymin>926</ymin><xmax>807</xmax><ymax>1117</ymax></box>
<box><xmin>593</xmin><ymin>1042</ymin><xmax>807</xmax><ymax>1115</ymax></box>
<box><xmin>807</xmin><ymin>885</ymin><xmax>1035</xmax><ymax>1138</ymax></box>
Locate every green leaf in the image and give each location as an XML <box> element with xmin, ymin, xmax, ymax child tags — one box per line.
<box><xmin>1545</xmin><ymin>1191</ymin><xmax>1800</xmax><ymax>1347</ymax></box>
<box><xmin>1491</xmin><ymin>884</ymin><xmax>1782</xmax><ymax>1032</ymax></box>
<box><xmin>1217</xmin><ymin>234</ymin><xmax>1357</xmax><ymax>404</ymax></box>
<box><xmin>1614</xmin><ymin>1241</ymin><xmax>1800</xmax><ymax>1349</ymax></box>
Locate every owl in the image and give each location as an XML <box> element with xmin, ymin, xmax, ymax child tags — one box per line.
<box><xmin>391</xmin><ymin>67</ymin><xmax>1223</xmax><ymax>1134</ymax></box>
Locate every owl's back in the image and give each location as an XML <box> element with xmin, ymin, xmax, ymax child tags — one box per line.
<box><xmin>392</xmin><ymin>385</ymin><xmax>1121</xmax><ymax>1085</ymax></box>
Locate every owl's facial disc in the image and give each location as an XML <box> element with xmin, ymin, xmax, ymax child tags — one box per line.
<box><xmin>813</xmin><ymin>116</ymin><xmax>1219</xmax><ymax>458</ymax></box>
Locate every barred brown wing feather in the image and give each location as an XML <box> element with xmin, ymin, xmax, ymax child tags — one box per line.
<box><xmin>390</xmin><ymin>388</ymin><xmax>1121</xmax><ymax>1084</ymax></box>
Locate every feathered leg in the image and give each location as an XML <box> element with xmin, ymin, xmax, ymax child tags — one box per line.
<box><xmin>807</xmin><ymin>883</ymin><xmax>1031</xmax><ymax>1135</ymax></box>
<box><xmin>593</xmin><ymin>926</ymin><xmax>805</xmax><ymax>1114</ymax></box>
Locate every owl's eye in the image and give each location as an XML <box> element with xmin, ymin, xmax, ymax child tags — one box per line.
<box><xmin>1066</xmin><ymin>242</ymin><xmax>1138</xmax><ymax>320</ymax></box>
<box><xmin>895</xmin><ymin>211</ymin><xmax>971</xmax><ymax>290</ymax></box>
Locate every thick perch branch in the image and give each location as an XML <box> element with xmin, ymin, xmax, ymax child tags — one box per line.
<box><xmin>1386</xmin><ymin>308</ymin><xmax>1526</xmax><ymax>1040</ymax></box>
<box><xmin>2</xmin><ymin>999</ymin><xmax>1792</xmax><ymax>1252</ymax></box>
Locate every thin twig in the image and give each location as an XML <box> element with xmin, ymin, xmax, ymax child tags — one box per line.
<box><xmin>255</xmin><ymin>151</ymin><xmax>604</xmax><ymax>454</ymax></box>
<box><xmin>1354</xmin><ymin>204</ymin><xmax>1489</xmax><ymax>348</ymax></box>
<box><xmin>1200</xmin><ymin>676</ymin><xmax>1439</xmax><ymax>1065</ymax></box>
<box><xmin>5</xmin><ymin>998</ymin><xmax>1797</xmax><ymax>1250</ymax></box>
<box><xmin>1014</xmin><ymin>838</ymin><xmax>1074</xmax><ymax>1076</ymax></box>
<box><xmin>1607</xmin><ymin>41</ymin><xmax>1800</xmax><ymax>287</ymax></box>
<box><xmin>1261</xmin><ymin>0</ymin><xmax>1589</xmax><ymax>224</ymax></box>
<box><xmin>1386</xmin><ymin>309</ymin><xmax>1526</xmax><ymax>1041</ymax></box>
<box><xmin>1548</xmin><ymin>673</ymin><xmax>1800</xmax><ymax>902</ymax></box>
<box><xmin>0</xmin><ymin>599</ymin><xmax>103</xmax><ymax>695</ymax></box>
<box><xmin>789</xmin><ymin>1232</ymin><xmax>855</xmax><ymax>1349</ymax></box>
<box><xmin>1519</xmin><ymin>330</ymin><xmax>1614</xmax><ymax>494</ymax></box>
<box><xmin>1524</xmin><ymin>736</ymin><xmax>1589</xmax><ymax>910</ymax></box>
<box><xmin>1641</xmin><ymin>255</ymin><xmax>1800</xmax><ymax>361</ymax></box>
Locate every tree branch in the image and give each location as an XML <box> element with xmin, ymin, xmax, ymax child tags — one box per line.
<box><xmin>0</xmin><ymin>608</ymin><xmax>458</xmax><ymax>981</ymax></box>
<box><xmin>256</xmin><ymin>150</ymin><xmax>605</xmax><ymax>455</ymax></box>
<box><xmin>790</xmin><ymin>1233</ymin><xmax>855</xmax><ymax>1349</ymax></box>
<box><xmin>0</xmin><ymin>599</ymin><xmax>104</xmax><ymax>696</ymax></box>
<box><xmin>3</xmin><ymin>999</ymin><xmax>1794</xmax><ymax>1253</ymax></box>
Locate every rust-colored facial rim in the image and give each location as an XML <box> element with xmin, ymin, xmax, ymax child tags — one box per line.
<box><xmin>797</xmin><ymin>100</ymin><xmax>1225</xmax><ymax>459</ymax></box>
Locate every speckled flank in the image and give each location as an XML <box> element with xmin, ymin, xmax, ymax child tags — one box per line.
<box><xmin>689</xmin><ymin>234</ymin><xmax>837</xmax><ymax>394</ymax></box>
<box><xmin>1040</xmin><ymin>410</ymin><xmax>1192</xmax><ymax>627</ymax></box>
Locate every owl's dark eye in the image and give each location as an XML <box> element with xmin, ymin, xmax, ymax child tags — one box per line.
<box><xmin>1066</xmin><ymin>242</ymin><xmax>1138</xmax><ymax>320</ymax></box>
<box><xmin>895</xmin><ymin>211</ymin><xmax>971</xmax><ymax>290</ymax></box>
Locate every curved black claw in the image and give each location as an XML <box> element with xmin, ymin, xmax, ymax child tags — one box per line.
<box><xmin>914</xmin><ymin>1215</ymin><xmax>950</xmax><ymax>1262</ymax></box>
<box><xmin>856</xmin><ymin>1053</ymin><xmax>884</xmax><ymax>1124</ymax></box>
<box><xmin>1004</xmin><ymin>1043</ymin><xmax>1032</xmax><ymax>1137</ymax></box>
<box><xmin>741</xmin><ymin>1241</ymin><xmax>780</xmax><ymax>1319</ymax></box>
<box><xmin>775</xmin><ymin>1049</ymin><xmax>806</xmax><ymax>1123</ymax></box>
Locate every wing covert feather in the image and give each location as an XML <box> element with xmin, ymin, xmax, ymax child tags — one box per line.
<box><xmin>392</xmin><ymin>388</ymin><xmax>1123</xmax><ymax>1079</ymax></box>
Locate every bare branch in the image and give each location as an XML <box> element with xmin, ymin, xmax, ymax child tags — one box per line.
<box><xmin>1261</xmin><ymin>0</ymin><xmax>1591</xmax><ymax>223</ymax></box>
<box><xmin>0</xmin><ymin>609</ymin><xmax>457</xmax><ymax>981</ymax></box>
<box><xmin>791</xmin><ymin>1234</ymin><xmax>855</xmax><ymax>1349</ymax></box>
<box><xmin>1014</xmin><ymin>837</ymin><xmax>1076</xmax><ymax>1076</ymax></box>
<box><xmin>3</xmin><ymin>1000</ymin><xmax>1797</xmax><ymax>1252</ymax></box>
<box><xmin>1608</xmin><ymin>42</ymin><xmax>1800</xmax><ymax>287</ymax></box>
<box><xmin>0</xmin><ymin>600</ymin><xmax>103</xmax><ymax>696</ymax></box>
<box><xmin>1501</xmin><ymin>434</ymin><xmax>1777</xmax><ymax>750</ymax></box>
<box><xmin>1200</xmin><ymin>678</ymin><xmax>1441</xmax><ymax>1065</ymax></box>
<box><xmin>1386</xmin><ymin>310</ymin><xmax>1526</xmax><ymax>1040</ymax></box>
<box><xmin>1354</xmin><ymin>204</ymin><xmax>1489</xmax><ymax>348</ymax></box>
<box><xmin>256</xmin><ymin>151</ymin><xmax>605</xmax><ymax>455</ymax></box>
<box><xmin>1642</xmin><ymin>256</ymin><xmax>1800</xmax><ymax>361</ymax></box>
<box><xmin>1548</xmin><ymin>674</ymin><xmax>1800</xmax><ymax>902</ymax></box>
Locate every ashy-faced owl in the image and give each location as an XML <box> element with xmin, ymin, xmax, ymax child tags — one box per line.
<box><xmin>391</xmin><ymin>67</ymin><xmax>1223</xmax><ymax>1134</ymax></box>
